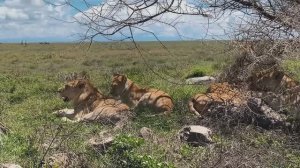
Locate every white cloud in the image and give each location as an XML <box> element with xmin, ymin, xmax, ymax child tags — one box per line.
<box><xmin>0</xmin><ymin>0</ymin><xmax>245</xmax><ymax>42</ymax></box>
<box><xmin>0</xmin><ymin>6</ymin><xmax>29</xmax><ymax>20</ymax></box>
<box><xmin>4</xmin><ymin>0</ymin><xmax>44</xmax><ymax>7</ymax></box>
<box><xmin>74</xmin><ymin>0</ymin><xmax>245</xmax><ymax>40</ymax></box>
<box><xmin>0</xmin><ymin>0</ymin><xmax>80</xmax><ymax>41</ymax></box>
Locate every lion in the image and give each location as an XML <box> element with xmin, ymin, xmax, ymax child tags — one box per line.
<box><xmin>247</xmin><ymin>68</ymin><xmax>300</xmax><ymax>116</ymax></box>
<box><xmin>110</xmin><ymin>74</ymin><xmax>174</xmax><ymax>115</ymax></box>
<box><xmin>56</xmin><ymin>78</ymin><xmax>130</xmax><ymax>124</ymax></box>
<box><xmin>248</xmin><ymin>68</ymin><xmax>298</xmax><ymax>92</ymax></box>
<box><xmin>188</xmin><ymin>82</ymin><xmax>246</xmax><ymax>116</ymax></box>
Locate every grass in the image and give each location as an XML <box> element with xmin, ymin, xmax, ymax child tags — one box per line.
<box><xmin>0</xmin><ymin>41</ymin><xmax>299</xmax><ymax>167</ymax></box>
<box><xmin>283</xmin><ymin>59</ymin><xmax>300</xmax><ymax>81</ymax></box>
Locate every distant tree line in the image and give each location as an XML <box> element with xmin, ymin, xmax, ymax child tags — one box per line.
<box><xmin>39</xmin><ymin>42</ymin><xmax>50</xmax><ymax>45</ymax></box>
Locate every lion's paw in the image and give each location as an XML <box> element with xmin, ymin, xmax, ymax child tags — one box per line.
<box><xmin>53</xmin><ymin>108</ymin><xmax>74</xmax><ymax>117</ymax></box>
<box><xmin>61</xmin><ymin>117</ymin><xmax>79</xmax><ymax>123</ymax></box>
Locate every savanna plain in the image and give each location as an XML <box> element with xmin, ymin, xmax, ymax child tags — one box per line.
<box><xmin>0</xmin><ymin>42</ymin><xmax>300</xmax><ymax>167</ymax></box>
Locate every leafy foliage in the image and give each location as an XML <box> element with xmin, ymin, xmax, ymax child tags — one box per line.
<box><xmin>109</xmin><ymin>135</ymin><xmax>174</xmax><ymax>168</ymax></box>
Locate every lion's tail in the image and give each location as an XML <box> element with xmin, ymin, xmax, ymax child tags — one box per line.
<box><xmin>188</xmin><ymin>98</ymin><xmax>201</xmax><ymax>116</ymax></box>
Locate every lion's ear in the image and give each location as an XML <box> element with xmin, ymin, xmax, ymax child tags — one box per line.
<box><xmin>121</xmin><ymin>75</ymin><xmax>127</xmax><ymax>81</ymax></box>
<box><xmin>77</xmin><ymin>80</ymin><xmax>86</xmax><ymax>89</ymax></box>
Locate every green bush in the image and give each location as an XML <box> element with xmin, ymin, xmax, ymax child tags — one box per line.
<box><xmin>283</xmin><ymin>60</ymin><xmax>300</xmax><ymax>81</ymax></box>
<box><xmin>109</xmin><ymin>135</ymin><xmax>174</xmax><ymax>168</ymax></box>
<box><xmin>110</xmin><ymin>135</ymin><xmax>145</xmax><ymax>153</ymax></box>
<box><xmin>184</xmin><ymin>64</ymin><xmax>215</xmax><ymax>79</ymax></box>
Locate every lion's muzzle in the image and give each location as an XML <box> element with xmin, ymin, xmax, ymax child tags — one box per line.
<box><xmin>57</xmin><ymin>88</ymin><xmax>70</xmax><ymax>102</ymax></box>
<box><xmin>62</xmin><ymin>96</ymin><xmax>69</xmax><ymax>102</ymax></box>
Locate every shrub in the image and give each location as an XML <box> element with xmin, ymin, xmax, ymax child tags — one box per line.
<box><xmin>184</xmin><ymin>64</ymin><xmax>215</xmax><ymax>79</ymax></box>
<box><xmin>109</xmin><ymin>135</ymin><xmax>174</xmax><ymax>168</ymax></box>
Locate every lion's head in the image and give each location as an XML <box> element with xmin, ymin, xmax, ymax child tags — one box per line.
<box><xmin>58</xmin><ymin>79</ymin><xmax>91</xmax><ymax>102</ymax></box>
<box><xmin>110</xmin><ymin>74</ymin><xmax>127</xmax><ymax>97</ymax></box>
<box><xmin>248</xmin><ymin>70</ymin><xmax>298</xmax><ymax>92</ymax></box>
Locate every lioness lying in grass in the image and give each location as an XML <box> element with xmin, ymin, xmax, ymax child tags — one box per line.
<box><xmin>189</xmin><ymin>82</ymin><xmax>246</xmax><ymax>116</ymax></box>
<box><xmin>55</xmin><ymin>78</ymin><xmax>130</xmax><ymax>124</ymax></box>
<box><xmin>248</xmin><ymin>68</ymin><xmax>298</xmax><ymax>92</ymax></box>
<box><xmin>110</xmin><ymin>74</ymin><xmax>174</xmax><ymax>115</ymax></box>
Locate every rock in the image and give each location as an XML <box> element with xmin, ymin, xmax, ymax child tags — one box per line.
<box><xmin>113</xmin><ymin>116</ymin><xmax>130</xmax><ymax>131</ymax></box>
<box><xmin>0</xmin><ymin>164</ymin><xmax>22</xmax><ymax>168</ymax></box>
<box><xmin>185</xmin><ymin>76</ymin><xmax>216</xmax><ymax>85</ymax></box>
<box><xmin>88</xmin><ymin>133</ymin><xmax>114</xmax><ymax>153</ymax></box>
<box><xmin>45</xmin><ymin>152</ymin><xmax>84</xmax><ymax>168</ymax></box>
<box><xmin>179</xmin><ymin>125</ymin><xmax>213</xmax><ymax>147</ymax></box>
<box><xmin>247</xmin><ymin>97</ymin><xmax>287</xmax><ymax>129</ymax></box>
<box><xmin>46</xmin><ymin>152</ymin><xmax>71</xmax><ymax>167</ymax></box>
<box><xmin>42</xmin><ymin>138</ymin><xmax>59</xmax><ymax>150</ymax></box>
<box><xmin>139</xmin><ymin>127</ymin><xmax>154</xmax><ymax>141</ymax></box>
<box><xmin>250</xmin><ymin>91</ymin><xmax>282</xmax><ymax>111</ymax></box>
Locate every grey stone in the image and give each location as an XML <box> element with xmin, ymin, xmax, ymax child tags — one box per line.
<box><xmin>88</xmin><ymin>135</ymin><xmax>114</xmax><ymax>153</ymax></box>
<box><xmin>0</xmin><ymin>164</ymin><xmax>22</xmax><ymax>168</ymax></box>
<box><xmin>179</xmin><ymin>125</ymin><xmax>213</xmax><ymax>147</ymax></box>
<box><xmin>139</xmin><ymin>127</ymin><xmax>154</xmax><ymax>141</ymax></box>
<box><xmin>185</xmin><ymin>76</ymin><xmax>216</xmax><ymax>85</ymax></box>
<box><xmin>247</xmin><ymin>97</ymin><xmax>286</xmax><ymax>128</ymax></box>
<box><xmin>45</xmin><ymin>152</ymin><xmax>84</xmax><ymax>168</ymax></box>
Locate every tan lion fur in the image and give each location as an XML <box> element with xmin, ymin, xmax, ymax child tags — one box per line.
<box><xmin>248</xmin><ymin>68</ymin><xmax>298</xmax><ymax>92</ymax></box>
<box><xmin>188</xmin><ymin>82</ymin><xmax>246</xmax><ymax>116</ymax></box>
<box><xmin>57</xmin><ymin>79</ymin><xmax>129</xmax><ymax>124</ymax></box>
<box><xmin>110</xmin><ymin>74</ymin><xmax>174</xmax><ymax>114</ymax></box>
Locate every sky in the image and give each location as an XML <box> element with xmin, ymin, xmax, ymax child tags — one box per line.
<box><xmin>0</xmin><ymin>0</ymin><xmax>241</xmax><ymax>43</ymax></box>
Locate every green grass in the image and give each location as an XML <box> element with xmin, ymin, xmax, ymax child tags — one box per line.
<box><xmin>283</xmin><ymin>59</ymin><xmax>300</xmax><ymax>81</ymax></box>
<box><xmin>0</xmin><ymin>42</ymin><xmax>299</xmax><ymax>167</ymax></box>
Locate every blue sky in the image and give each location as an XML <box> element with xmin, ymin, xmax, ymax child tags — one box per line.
<box><xmin>0</xmin><ymin>0</ymin><xmax>238</xmax><ymax>43</ymax></box>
